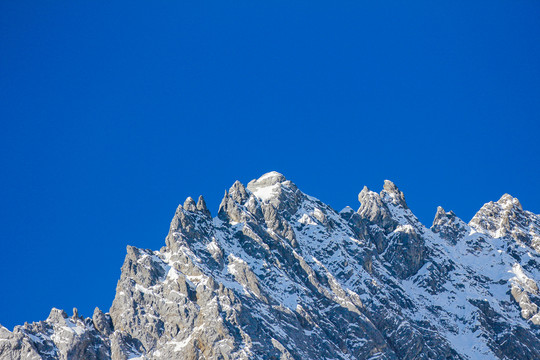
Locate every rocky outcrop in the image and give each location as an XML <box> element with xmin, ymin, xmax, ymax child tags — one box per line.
<box><xmin>431</xmin><ymin>206</ymin><xmax>469</xmax><ymax>244</ymax></box>
<box><xmin>383</xmin><ymin>224</ymin><xmax>426</xmax><ymax>279</ymax></box>
<box><xmin>1</xmin><ymin>172</ymin><xmax>539</xmax><ymax>360</ymax></box>
<box><xmin>356</xmin><ymin>181</ymin><xmax>427</xmax><ymax>279</ymax></box>
<box><xmin>92</xmin><ymin>308</ymin><xmax>113</xmax><ymax>336</ymax></box>
<box><xmin>470</xmin><ymin>193</ymin><xmax>540</xmax><ymax>252</ymax></box>
<box><xmin>0</xmin><ymin>308</ymin><xmax>110</xmax><ymax>360</ymax></box>
<box><xmin>357</xmin><ymin>186</ymin><xmax>397</xmax><ymax>234</ymax></box>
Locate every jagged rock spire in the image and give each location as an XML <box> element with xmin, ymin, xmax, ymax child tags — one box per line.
<box><xmin>381</xmin><ymin>180</ymin><xmax>408</xmax><ymax>209</ymax></box>
<box><xmin>4</xmin><ymin>172</ymin><xmax>540</xmax><ymax>360</ymax></box>
<box><xmin>47</xmin><ymin>308</ymin><xmax>68</xmax><ymax>323</ymax></box>
<box><xmin>357</xmin><ymin>186</ymin><xmax>397</xmax><ymax>233</ymax></box>
<box><xmin>217</xmin><ymin>172</ymin><xmax>300</xmax><ymax>246</ymax></box>
<box><xmin>431</xmin><ymin>206</ymin><xmax>469</xmax><ymax>243</ymax></box>
<box><xmin>470</xmin><ymin>193</ymin><xmax>540</xmax><ymax>252</ymax></box>
<box><xmin>433</xmin><ymin>206</ymin><xmax>446</xmax><ymax>221</ymax></box>
<box><xmin>498</xmin><ymin>193</ymin><xmax>523</xmax><ymax>211</ymax></box>
<box><xmin>218</xmin><ymin>189</ymin><xmax>244</xmax><ymax>223</ymax></box>
<box><xmin>228</xmin><ymin>180</ymin><xmax>249</xmax><ymax>204</ymax></box>
<box><xmin>196</xmin><ymin>195</ymin><xmax>211</xmax><ymax>216</ymax></box>
<box><xmin>246</xmin><ymin>171</ymin><xmax>302</xmax><ymax>217</ymax></box>
<box><xmin>166</xmin><ymin>194</ymin><xmax>214</xmax><ymax>252</ymax></box>
<box><xmin>357</xmin><ymin>180</ymin><xmax>411</xmax><ymax>233</ymax></box>
<box><xmin>93</xmin><ymin>307</ymin><xmax>113</xmax><ymax>336</ymax></box>
<box><xmin>432</xmin><ymin>206</ymin><xmax>455</xmax><ymax>230</ymax></box>
<box><xmin>355</xmin><ymin>181</ymin><xmax>426</xmax><ymax>277</ymax></box>
<box><xmin>183</xmin><ymin>197</ymin><xmax>197</xmax><ymax>212</ymax></box>
<box><xmin>179</xmin><ymin>196</ymin><xmax>211</xmax><ymax>217</ymax></box>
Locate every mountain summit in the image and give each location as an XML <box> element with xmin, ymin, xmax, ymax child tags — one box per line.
<box><xmin>1</xmin><ymin>172</ymin><xmax>539</xmax><ymax>360</ymax></box>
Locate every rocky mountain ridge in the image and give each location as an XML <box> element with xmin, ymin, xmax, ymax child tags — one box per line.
<box><xmin>1</xmin><ymin>172</ymin><xmax>539</xmax><ymax>359</ymax></box>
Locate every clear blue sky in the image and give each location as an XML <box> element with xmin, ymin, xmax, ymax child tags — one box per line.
<box><xmin>1</xmin><ymin>1</ymin><xmax>539</xmax><ymax>329</ymax></box>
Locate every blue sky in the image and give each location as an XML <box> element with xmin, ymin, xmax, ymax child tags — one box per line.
<box><xmin>1</xmin><ymin>1</ymin><xmax>539</xmax><ymax>329</ymax></box>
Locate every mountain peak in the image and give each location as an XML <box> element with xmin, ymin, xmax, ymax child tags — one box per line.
<box><xmin>3</xmin><ymin>172</ymin><xmax>540</xmax><ymax>360</ymax></box>
<box><xmin>357</xmin><ymin>184</ymin><xmax>397</xmax><ymax>233</ymax></box>
<box><xmin>249</xmin><ymin>171</ymin><xmax>286</xmax><ymax>187</ymax></box>
<box><xmin>196</xmin><ymin>195</ymin><xmax>211</xmax><ymax>216</ymax></box>
<box><xmin>431</xmin><ymin>206</ymin><xmax>469</xmax><ymax>243</ymax></box>
<box><xmin>434</xmin><ymin>206</ymin><xmax>446</xmax><ymax>218</ymax></box>
<box><xmin>228</xmin><ymin>180</ymin><xmax>249</xmax><ymax>204</ymax></box>
<box><xmin>46</xmin><ymin>308</ymin><xmax>68</xmax><ymax>324</ymax></box>
<box><xmin>498</xmin><ymin>193</ymin><xmax>523</xmax><ymax>210</ymax></box>
<box><xmin>470</xmin><ymin>194</ymin><xmax>539</xmax><ymax>252</ymax></box>
<box><xmin>183</xmin><ymin>196</ymin><xmax>197</xmax><ymax>212</ymax></box>
<box><xmin>380</xmin><ymin>180</ymin><xmax>408</xmax><ymax>209</ymax></box>
<box><xmin>433</xmin><ymin>206</ymin><xmax>458</xmax><ymax>221</ymax></box>
<box><xmin>246</xmin><ymin>171</ymin><xmax>292</xmax><ymax>203</ymax></box>
<box><xmin>383</xmin><ymin>179</ymin><xmax>398</xmax><ymax>190</ymax></box>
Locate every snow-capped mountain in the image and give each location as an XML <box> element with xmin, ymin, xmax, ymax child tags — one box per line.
<box><xmin>1</xmin><ymin>172</ymin><xmax>539</xmax><ymax>359</ymax></box>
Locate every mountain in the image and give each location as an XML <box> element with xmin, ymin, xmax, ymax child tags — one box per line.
<box><xmin>1</xmin><ymin>172</ymin><xmax>539</xmax><ymax>360</ymax></box>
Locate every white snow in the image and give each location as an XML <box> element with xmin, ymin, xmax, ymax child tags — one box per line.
<box><xmin>256</xmin><ymin>171</ymin><xmax>282</xmax><ymax>181</ymax></box>
<box><xmin>250</xmin><ymin>183</ymin><xmax>280</xmax><ymax>202</ymax></box>
<box><xmin>90</xmin><ymin>178</ymin><xmax>540</xmax><ymax>360</ymax></box>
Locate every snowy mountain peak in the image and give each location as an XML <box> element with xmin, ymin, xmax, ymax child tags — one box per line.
<box><xmin>431</xmin><ymin>206</ymin><xmax>458</xmax><ymax>227</ymax></box>
<box><xmin>246</xmin><ymin>171</ymin><xmax>291</xmax><ymax>202</ymax></box>
<box><xmin>46</xmin><ymin>308</ymin><xmax>68</xmax><ymax>324</ymax></box>
<box><xmin>433</xmin><ymin>205</ymin><xmax>448</xmax><ymax>220</ymax></box>
<box><xmin>182</xmin><ymin>196</ymin><xmax>197</xmax><ymax>212</ymax></box>
<box><xmin>498</xmin><ymin>193</ymin><xmax>523</xmax><ymax>211</ymax></box>
<box><xmin>381</xmin><ymin>179</ymin><xmax>408</xmax><ymax>209</ymax></box>
<box><xmin>251</xmin><ymin>170</ymin><xmax>286</xmax><ymax>185</ymax></box>
<box><xmin>470</xmin><ymin>193</ymin><xmax>540</xmax><ymax>252</ymax></box>
<box><xmin>357</xmin><ymin>184</ymin><xmax>397</xmax><ymax>233</ymax></box>
<box><xmin>228</xmin><ymin>180</ymin><xmax>250</xmax><ymax>204</ymax></box>
<box><xmin>431</xmin><ymin>206</ymin><xmax>469</xmax><ymax>243</ymax></box>
<box><xmin>196</xmin><ymin>195</ymin><xmax>210</xmax><ymax>216</ymax></box>
<box><xmin>246</xmin><ymin>172</ymin><xmax>302</xmax><ymax>215</ymax></box>
<box><xmin>339</xmin><ymin>206</ymin><xmax>355</xmax><ymax>216</ymax></box>
<box><xmin>2</xmin><ymin>173</ymin><xmax>539</xmax><ymax>360</ymax></box>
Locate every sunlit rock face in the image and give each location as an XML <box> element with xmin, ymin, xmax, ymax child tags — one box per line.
<box><xmin>2</xmin><ymin>172</ymin><xmax>539</xmax><ymax>360</ymax></box>
<box><xmin>470</xmin><ymin>193</ymin><xmax>540</xmax><ymax>253</ymax></box>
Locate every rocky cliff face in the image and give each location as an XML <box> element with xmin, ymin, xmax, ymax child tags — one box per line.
<box><xmin>1</xmin><ymin>172</ymin><xmax>539</xmax><ymax>359</ymax></box>
<box><xmin>469</xmin><ymin>194</ymin><xmax>540</xmax><ymax>253</ymax></box>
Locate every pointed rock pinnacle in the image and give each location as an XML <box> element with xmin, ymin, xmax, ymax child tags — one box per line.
<box><xmin>196</xmin><ymin>195</ymin><xmax>211</xmax><ymax>216</ymax></box>
<box><xmin>183</xmin><ymin>197</ymin><xmax>197</xmax><ymax>212</ymax></box>
<box><xmin>381</xmin><ymin>180</ymin><xmax>408</xmax><ymax>209</ymax></box>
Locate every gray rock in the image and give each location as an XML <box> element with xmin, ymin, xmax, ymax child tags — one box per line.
<box><xmin>110</xmin><ymin>331</ymin><xmax>145</xmax><ymax>360</ymax></box>
<box><xmin>381</xmin><ymin>180</ymin><xmax>408</xmax><ymax>209</ymax></box>
<box><xmin>228</xmin><ymin>180</ymin><xmax>250</xmax><ymax>204</ymax></box>
<box><xmin>47</xmin><ymin>308</ymin><xmax>67</xmax><ymax>323</ymax></box>
<box><xmin>357</xmin><ymin>186</ymin><xmax>397</xmax><ymax>234</ymax></box>
<box><xmin>431</xmin><ymin>206</ymin><xmax>469</xmax><ymax>244</ymax></box>
<box><xmin>183</xmin><ymin>197</ymin><xmax>197</xmax><ymax>212</ymax></box>
<box><xmin>470</xmin><ymin>193</ymin><xmax>540</xmax><ymax>252</ymax></box>
<box><xmin>92</xmin><ymin>307</ymin><xmax>113</xmax><ymax>336</ymax></box>
<box><xmin>1</xmin><ymin>308</ymin><xmax>110</xmax><ymax>360</ymax></box>
<box><xmin>2</xmin><ymin>172</ymin><xmax>539</xmax><ymax>360</ymax></box>
<box><xmin>196</xmin><ymin>195</ymin><xmax>211</xmax><ymax>216</ymax></box>
<box><xmin>383</xmin><ymin>225</ymin><xmax>426</xmax><ymax>279</ymax></box>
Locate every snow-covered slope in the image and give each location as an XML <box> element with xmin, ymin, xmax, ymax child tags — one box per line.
<box><xmin>1</xmin><ymin>172</ymin><xmax>539</xmax><ymax>359</ymax></box>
